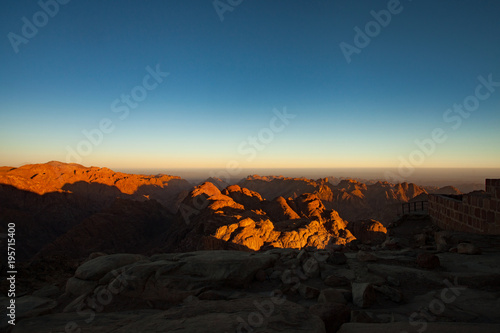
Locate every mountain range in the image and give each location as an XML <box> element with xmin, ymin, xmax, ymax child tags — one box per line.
<box><xmin>0</xmin><ymin>161</ymin><xmax>461</xmax><ymax>264</ymax></box>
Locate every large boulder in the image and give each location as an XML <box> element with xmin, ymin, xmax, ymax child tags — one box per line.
<box><xmin>457</xmin><ymin>243</ymin><xmax>481</xmax><ymax>255</ymax></box>
<box><xmin>347</xmin><ymin>220</ymin><xmax>387</xmax><ymax>245</ymax></box>
<box><xmin>309</xmin><ymin>303</ymin><xmax>350</xmax><ymax>333</ymax></box>
<box><xmin>435</xmin><ymin>231</ymin><xmax>452</xmax><ymax>252</ymax></box>
<box><xmin>100</xmin><ymin>251</ymin><xmax>278</xmax><ymax>303</ymax></box>
<box><xmin>32</xmin><ymin>285</ymin><xmax>60</xmax><ymax>298</ymax></box>
<box><xmin>373</xmin><ymin>285</ymin><xmax>403</xmax><ymax>303</ymax></box>
<box><xmin>352</xmin><ymin>283</ymin><xmax>376</xmax><ymax>308</ymax></box>
<box><xmin>318</xmin><ymin>288</ymin><xmax>347</xmax><ymax>304</ymax></box>
<box><xmin>337</xmin><ymin>322</ymin><xmax>500</xmax><ymax>333</ymax></box>
<box><xmin>298</xmin><ymin>284</ymin><xmax>321</xmax><ymax>299</ymax></box>
<box><xmin>324</xmin><ymin>275</ymin><xmax>350</xmax><ymax>287</ymax></box>
<box><xmin>1</xmin><ymin>296</ymin><xmax>57</xmax><ymax>331</ymax></box>
<box><xmin>74</xmin><ymin>253</ymin><xmax>147</xmax><ymax>281</ymax></box>
<box><xmin>65</xmin><ymin>277</ymin><xmax>98</xmax><ymax>296</ymax></box>
<box><xmin>416</xmin><ymin>253</ymin><xmax>440</xmax><ymax>269</ymax></box>
<box><xmin>14</xmin><ymin>297</ymin><xmax>326</xmax><ymax>333</ymax></box>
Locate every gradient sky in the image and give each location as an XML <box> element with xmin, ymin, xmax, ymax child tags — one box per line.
<box><xmin>1</xmin><ymin>0</ymin><xmax>499</xmax><ymax>170</ymax></box>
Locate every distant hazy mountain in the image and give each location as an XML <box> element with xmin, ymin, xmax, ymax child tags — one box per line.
<box><xmin>425</xmin><ymin>185</ymin><xmax>462</xmax><ymax>195</ymax></box>
<box><xmin>200</xmin><ymin>177</ymin><xmax>230</xmax><ymax>190</ymax></box>
<box><xmin>237</xmin><ymin>176</ymin><xmax>460</xmax><ymax>223</ymax></box>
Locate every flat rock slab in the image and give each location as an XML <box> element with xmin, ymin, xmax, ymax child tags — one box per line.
<box><xmin>14</xmin><ymin>297</ymin><xmax>325</xmax><ymax>333</ymax></box>
<box><xmin>107</xmin><ymin>250</ymin><xmax>280</xmax><ymax>302</ymax></box>
<box><xmin>12</xmin><ymin>310</ymin><xmax>161</xmax><ymax>333</ymax></box>
<box><xmin>437</xmin><ymin>252</ymin><xmax>500</xmax><ymax>275</ymax></box>
<box><xmin>338</xmin><ymin>322</ymin><xmax>500</xmax><ymax>333</ymax></box>
<box><xmin>75</xmin><ymin>253</ymin><xmax>147</xmax><ymax>281</ymax></box>
<box><xmin>1</xmin><ymin>296</ymin><xmax>57</xmax><ymax>331</ymax></box>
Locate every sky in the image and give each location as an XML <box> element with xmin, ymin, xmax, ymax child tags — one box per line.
<box><xmin>1</xmin><ymin>0</ymin><xmax>500</xmax><ymax>173</ymax></box>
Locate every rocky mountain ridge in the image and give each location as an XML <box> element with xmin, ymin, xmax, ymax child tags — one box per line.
<box><xmin>163</xmin><ymin>182</ymin><xmax>374</xmax><ymax>253</ymax></box>
<box><xmin>0</xmin><ymin>161</ymin><xmax>192</xmax><ymax>212</ymax></box>
<box><xmin>0</xmin><ymin>162</ymin><xmax>461</xmax><ymax>262</ymax></box>
<box><xmin>239</xmin><ymin>175</ymin><xmax>461</xmax><ymax>223</ymax></box>
<box><xmin>1</xmin><ymin>162</ymin><xmax>499</xmax><ymax>332</ymax></box>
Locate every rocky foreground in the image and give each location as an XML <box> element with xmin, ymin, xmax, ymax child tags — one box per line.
<box><xmin>3</xmin><ymin>216</ymin><xmax>500</xmax><ymax>332</ymax></box>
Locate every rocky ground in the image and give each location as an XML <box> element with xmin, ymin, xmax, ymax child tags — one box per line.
<box><xmin>2</xmin><ymin>215</ymin><xmax>500</xmax><ymax>332</ymax></box>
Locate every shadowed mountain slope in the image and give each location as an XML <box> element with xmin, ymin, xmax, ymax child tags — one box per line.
<box><xmin>0</xmin><ymin>161</ymin><xmax>192</xmax><ymax>212</ymax></box>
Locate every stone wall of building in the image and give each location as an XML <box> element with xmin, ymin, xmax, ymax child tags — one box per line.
<box><xmin>428</xmin><ymin>179</ymin><xmax>500</xmax><ymax>234</ymax></box>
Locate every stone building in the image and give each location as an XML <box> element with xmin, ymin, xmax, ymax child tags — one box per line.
<box><xmin>428</xmin><ymin>179</ymin><xmax>500</xmax><ymax>234</ymax></box>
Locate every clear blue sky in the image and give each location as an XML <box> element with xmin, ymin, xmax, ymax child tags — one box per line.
<box><xmin>1</xmin><ymin>0</ymin><xmax>499</xmax><ymax>170</ymax></box>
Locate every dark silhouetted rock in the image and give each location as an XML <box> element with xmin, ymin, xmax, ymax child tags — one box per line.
<box><xmin>416</xmin><ymin>253</ymin><xmax>440</xmax><ymax>269</ymax></box>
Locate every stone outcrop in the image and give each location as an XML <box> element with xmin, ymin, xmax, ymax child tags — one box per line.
<box><xmin>168</xmin><ymin>182</ymin><xmax>356</xmax><ymax>252</ymax></box>
<box><xmin>346</xmin><ymin>219</ymin><xmax>387</xmax><ymax>245</ymax></box>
